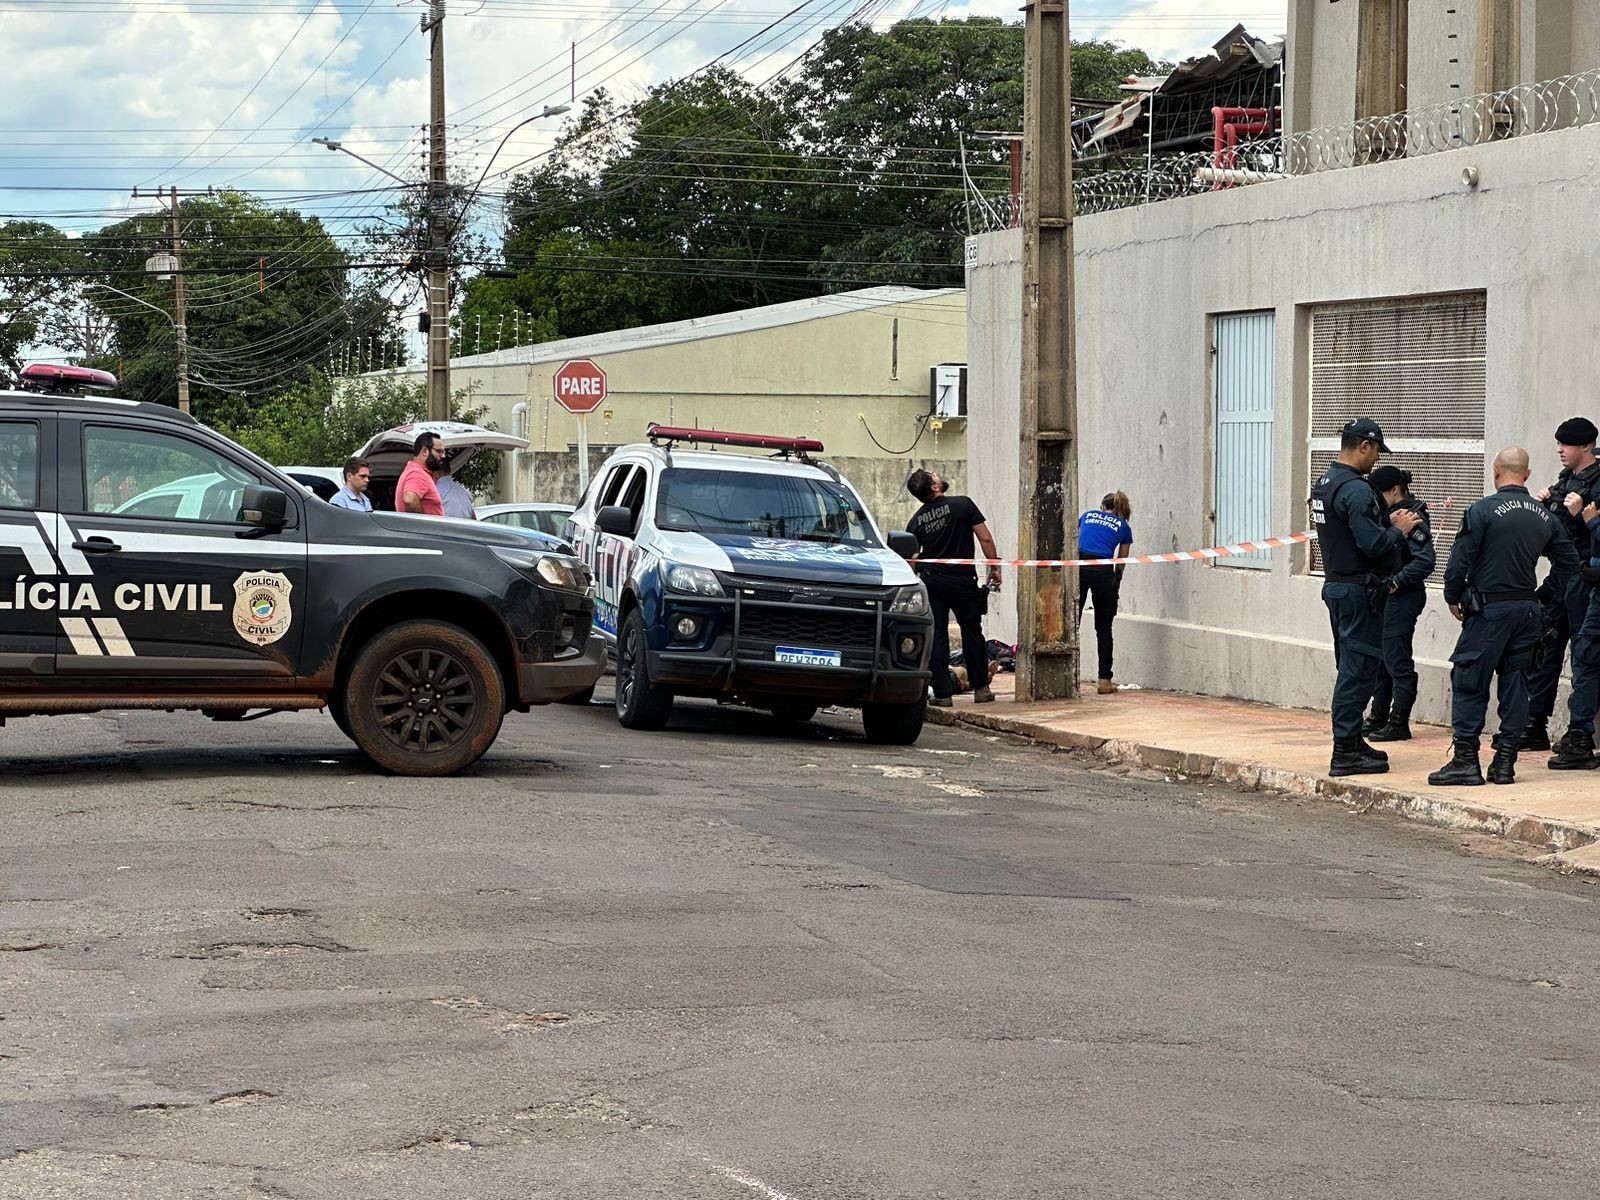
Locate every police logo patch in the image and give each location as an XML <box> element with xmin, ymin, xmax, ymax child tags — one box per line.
<box><xmin>232</xmin><ymin>571</ymin><xmax>294</xmax><ymax>646</ymax></box>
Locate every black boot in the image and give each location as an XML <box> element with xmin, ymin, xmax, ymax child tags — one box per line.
<box><xmin>1518</xmin><ymin>722</ymin><xmax>1551</xmax><ymax>752</ymax></box>
<box><xmin>1487</xmin><ymin>738</ymin><xmax>1517</xmax><ymax>785</ymax></box>
<box><xmin>1546</xmin><ymin>728</ymin><xmax>1599</xmax><ymax>771</ymax></box>
<box><xmin>1368</xmin><ymin>707</ymin><xmax>1412</xmax><ymax>742</ymax></box>
<box><xmin>1362</xmin><ymin>710</ymin><xmax>1390</xmax><ymax>736</ymax></box>
<box><xmin>1429</xmin><ymin>738</ymin><xmax>1484</xmax><ymax>786</ymax></box>
<box><xmin>1330</xmin><ymin>737</ymin><xmax>1389</xmax><ymax>777</ymax></box>
<box><xmin>1358</xmin><ymin>737</ymin><xmax>1389</xmax><ymax>762</ymax></box>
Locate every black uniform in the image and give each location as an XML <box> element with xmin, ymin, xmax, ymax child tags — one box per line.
<box><xmin>1310</xmin><ymin>461</ymin><xmax>1406</xmax><ymax>740</ymax></box>
<box><xmin>1369</xmin><ymin>495</ymin><xmax>1437</xmax><ymax>724</ymax></box>
<box><xmin>908</xmin><ymin>494</ymin><xmax>990</xmax><ymax>698</ymax></box>
<box><xmin>1526</xmin><ymin>458</ymin><xmax>1600</xmax><ymax>729</ymax></box>
<box><xmin>1441</xmin><ymin>485</ymin><xmax>1578</xmax><ymax>743</ymax></box>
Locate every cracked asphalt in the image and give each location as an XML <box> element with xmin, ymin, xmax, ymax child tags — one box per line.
<box><xmin>2</xmin><ymin>690</ymin><xmax>1598</xmax><ymax>1199</ymax></box>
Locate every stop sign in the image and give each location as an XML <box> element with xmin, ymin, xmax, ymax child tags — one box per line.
<box><xmin>552</xmin><ymin>358</ymin><xmax>608</xmax><ymax>414</ymax></box>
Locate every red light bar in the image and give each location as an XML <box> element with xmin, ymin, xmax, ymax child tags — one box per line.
<box><xmin>647</xmin><ymin>424</ymin><xmax>824</xmax><ymax>454</ymax></box>
<box><xmin>19</xmin><ymin>363</ymin><xmax>118</xmax><ymax>393</ymax></box>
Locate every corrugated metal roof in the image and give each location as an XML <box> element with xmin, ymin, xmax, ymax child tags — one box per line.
<box><xmin>445</xmin><ymin>286</ymin><xmax>964</xmax><ymax>370</ymax></box>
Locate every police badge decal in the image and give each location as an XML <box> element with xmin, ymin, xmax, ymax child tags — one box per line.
<box><xmin>232</xmin><ymin>571</ymin><xmax>294</xmax><ymax>645</ymax></box>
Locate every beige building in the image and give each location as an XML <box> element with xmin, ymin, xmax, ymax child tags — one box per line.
<box><xmin>969</xmin><ymin>5</ymin><xmax>1600</xmax><ymax>722</ymax></box>
<box><xmin>375</xmin><ymin>286</ymin><xmax>970</xmax><ymax>527</ymax></box>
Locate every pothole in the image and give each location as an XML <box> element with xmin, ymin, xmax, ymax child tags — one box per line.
<box><xmin>211</xmin><ymin>1089</ymin><xmax>274</xmax><ymax>1107</ymax></box>
<box><xmin>176</xmin><ymin>939</ymin><xmax>357</xmax><ymax>960</ymax></box>
<box><xmin>0</xmin><ymin>941</ymin><xmax>62</xmax><ymax>953</ymax></box>
<box><xmin>132</xmin><ymin>1102</ymin><xmax>191</xmax><ymax>1115</ymax></box>
<box><xmin>429</xmin><ymin>996</ymin><xmax>580</xmax><ymax>1034</ymax></box>
<box><xmin>243</xmin><ymin>908</ymin><xmax>312</xmax><ymax>923</ymax></box>
<box><xmin>398</xmin><ymin>1135</ymin><xmax>475</xmax><ymax>1153</ymax></box>
<box><xmin>515</xmin><ymin>1094</ymin><xmax>656</xmax><ymax>1130</ymax></box>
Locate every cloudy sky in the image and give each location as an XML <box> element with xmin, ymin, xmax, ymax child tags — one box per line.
<box><xmin>0</xmin><ymin>0</ymin><xmax>1285</xmax><ymax>236</ymax></box>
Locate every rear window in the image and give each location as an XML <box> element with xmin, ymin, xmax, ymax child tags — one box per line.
<box><xmin>656</xmin><ymin>468</ymin><xmax>878</xmax><ymax>546</ymax></box>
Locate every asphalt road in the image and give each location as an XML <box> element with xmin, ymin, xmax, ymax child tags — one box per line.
<box><xmin>2</xmin><ymin>689</ymin><xmax>1598</xmax><ymax>1200</ymax></box>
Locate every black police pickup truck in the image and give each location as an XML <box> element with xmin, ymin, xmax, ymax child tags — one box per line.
<box><xmin>0</xmin><ymin>364</ymin><xmax>603</xmax><ymax>775</ymax></box>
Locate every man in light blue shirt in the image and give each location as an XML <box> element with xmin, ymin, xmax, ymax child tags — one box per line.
<box><xmin>433</xmin><ymin>460</ymin><xmax>477</xmax><ymax>520</ymax></box>
<box><xmin>327</xmin><ymin>457</ymin><xmax>373</xmax><ymax>512</ymax></box>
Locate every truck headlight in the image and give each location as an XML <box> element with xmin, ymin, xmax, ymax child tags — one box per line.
<box><xmin>665</xmin><ymin>563</ymin><xmax>725</xmax><ymax>597</ymax></box>
<box><xmin>888</xmin><ymin>584</ymin><xmax>929</xmax><ymax>615</ymax></box>
<box><xmin>536</xmin><ymin>558</ymin><xmax>585</xmax><ymax>590</ymax></box>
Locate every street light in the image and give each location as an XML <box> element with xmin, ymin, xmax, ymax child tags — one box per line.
<box><xmin>311</xmin><ymin>137</ymin><xmax>413</xmax><ymax>187</ymax></box>
<box><xmin>447</xmin><ymin>104</ymin><xmax>571</xmax><ymax>246</ymax></box>
<box><xmin>86</xmin><ymin>281</ymin><xmax>188</xmax><ymax>412</ymax></box>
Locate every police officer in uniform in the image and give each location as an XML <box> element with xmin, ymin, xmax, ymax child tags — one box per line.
<box><xmin>1430</xmin><ymin>447</ymin><xmax>1579</xmax><ymax>786</ymax></box>
<box><xmin>1520</xmin><ymin>417</ymin><xmax>1600</xmax><ymax>751</ymax></box>
<box><xmin>1310</xmin><ymin>418</ymin><xmax>1420</xmax><ymax>776</ymax></box>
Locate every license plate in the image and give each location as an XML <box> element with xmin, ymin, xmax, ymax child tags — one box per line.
<box><xmin>775</xmin><ymin>645</ymin><xmax>842</xmax><ymax>667</ymax></box>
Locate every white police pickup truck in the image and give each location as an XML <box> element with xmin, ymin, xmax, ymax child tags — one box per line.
<box><xmin>566</xmin><ymin>425</ymin><xmax>934</xmax><ymax>744</ymax></box>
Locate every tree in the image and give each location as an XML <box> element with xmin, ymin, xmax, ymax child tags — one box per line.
<box><xmin>83</xmin><ymin>193</ymin><xmax>400</xmax><ymax>428</ymax></box>
<box><xmin>0</xmin><ymin>221</ymin><xmax>86</xmax><ymax>380</ymax></box>
<box><xmin>216</xmin><ymin>372</ymin><xmax>500</xmax><ymax>496</ymax></box>
<box><xmin>463</xmin><ymin>19</ymin><xmax>1166</xmax><ymax>340</ymax></box>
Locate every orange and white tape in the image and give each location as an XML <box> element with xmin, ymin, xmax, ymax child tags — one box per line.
<box><xmin>913</xmin><ymin>531</ymin><xmax>1317</xmax><ymax>569</ymax></box>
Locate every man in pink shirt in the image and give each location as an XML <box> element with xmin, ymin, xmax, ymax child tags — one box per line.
<box><xmin>396</xmin><ymin>431</ymin><xmax>446</xmax><ymax>516</ymax></box>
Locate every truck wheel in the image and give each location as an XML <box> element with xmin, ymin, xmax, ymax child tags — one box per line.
<box><xmin>861</xmin><ymin>699</ymin><xmax>925</xmax><ymax>745</ymax></box>
<box><xmin>346</xmin><ymin>620</ymin><xmax>505</xmax><ymax>776</ymax></box>
<box><xmin>327</xmin><ymin>691</ymin><xmax>353</xmax><ymax>742</ymax></box>
<box><xmin>769</xmin><ymin>701</ymin><xmax>818</xmax><ymax>724</ymax></box>
<box><xmin>615</xmin><ymin>608</ymin><xmax>673</xmax><ymax>730</ymax></box>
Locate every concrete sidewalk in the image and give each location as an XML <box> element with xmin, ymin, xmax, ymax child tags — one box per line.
<box><xmin>931</xmin><ymin>672</ymin><xmax>1600</xmax><ymax>875</ymax></box>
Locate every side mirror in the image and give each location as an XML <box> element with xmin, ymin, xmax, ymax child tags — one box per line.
<box><xmin>596</xmin><ymin>505</ymin><xmax>634</xmax><ymax>537</ymax></box>
<box><xmin>887</xmin><ymin>531</ymin><xmax>918</xmax><ymax>560</ymax></box>
<box><xmin>240</xmin><ymin>485</ymin><xmax>290</xmax><ymax>530</ymax></box>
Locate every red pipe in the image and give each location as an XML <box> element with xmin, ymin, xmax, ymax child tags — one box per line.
<box><xmin>1211</xmin><ymin>106</ymin><xmax>1281</xmax><ymax>188</ymax></box>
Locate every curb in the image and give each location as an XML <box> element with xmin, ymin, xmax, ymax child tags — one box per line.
<box><xmin>928</xmin><ymin>705</ymin><xmax>1600</xmax><ymax>877</ymax></box>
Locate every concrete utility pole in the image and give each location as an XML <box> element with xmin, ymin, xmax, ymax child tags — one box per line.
<box><xmin>1016</xmin><ymin>0</ymin><xmax>1079</xmax><ymax>702</ymax></box>
<box><xmin>425</xmin><ymin>0</ymin><xmax>451</xmax><ymax>421</ymax></box>
<box><xmin>168</xmin><ymin>187</ymin><xmax>190</xmax><ymax>415</ymax></box>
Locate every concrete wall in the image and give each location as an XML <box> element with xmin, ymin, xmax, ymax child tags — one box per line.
<box><xmin>383</xmin><ymin>292</ymin><xmax>969</xmax><ymax>504</ymax></box>
<box><xmin>966</xmin><ymin>119</ymin><xmax>1600</xmax><ymax>723</ymax></box>
<box><xmin>966</xmin><ymin>234</ymin><xmax>1022</xmax><ymax>647</ymax></box>
<box><xmin>513</xmin><ymin>450</ymin><xmax>964</xmax><ymax>540</ymax></box>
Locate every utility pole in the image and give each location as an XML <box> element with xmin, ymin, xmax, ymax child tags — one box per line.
<box><xmin>169</xmin><ymin>187</ymin><xmax>190</xmax><ymax>414</ymax></box>
<box><xmin>1016</xmin><ymin>0</ymin><xmax>1078</xmax><ymax>702</ymax></box>
<box><xmin>425</xmin><ymin>0</ymin><xmax>451</xmax><ymax>421</ymax></box>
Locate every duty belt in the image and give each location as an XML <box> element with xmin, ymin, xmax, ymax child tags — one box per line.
<box><xmin>1480</xmin><ymin>589</ymin><xmax>1538</xmax><ymax>604</ymax></box>
<box><xmin>1326</xmin><ymin>571</ymin><xmax>1379</xmax><ymax>584</ymax></box>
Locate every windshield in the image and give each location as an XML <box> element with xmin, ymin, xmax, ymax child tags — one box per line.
<box><xmin>656</xmin><ymin>467</ymin><xmax>879</xmax><ymax>546</ymax></box>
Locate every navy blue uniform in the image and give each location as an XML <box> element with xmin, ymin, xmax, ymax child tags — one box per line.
<box><xmin>1310</xmin><ymin>462</ymin><xmax>1406</xmax><ymax>740</ymax></box>
<box><xmin>1527</xmin><ymin>460</ymin><xmax>1600</xmax><ymax>728</ymax></box>
<box><xmin>1370</xmin><ymin>495</ymin><xmax>1437</xmax><ymax>722</ymax></box>
<box><xmin>1442</xmin><ymin>485</ymin><xmax>1578</xmax><ymax>743</ymax></box>
<box><xmin>1563</xmin><ymin>511</ymin><xmax>1600</xmax><ymax>733</ymax></box>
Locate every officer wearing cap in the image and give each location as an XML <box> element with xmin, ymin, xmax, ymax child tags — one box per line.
<box><xmin>1310</xmin><ymin>418</ymin><xmax>1420</xmax><ymax>776</ymax></box>
<box><xmin>1430</xmin><ymin>447</ymin><xmax>1578</xmax><ymax>786</ymax></box>
<box><xmin>1522</xmin><ymin>416</ymin><xmax>1600</xmax><ymax>753</ymax></box>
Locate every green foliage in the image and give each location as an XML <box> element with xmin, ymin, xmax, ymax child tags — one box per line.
<box><xmin>459</xmin><ymin>19</ymin><xmax>1165</xmax><ymax>340</ymax></box>
<box><xmin>0</xmin><ymin>220</ymin><xmax>87</xmax><ymax>378</ymax></box>
<box><xmin>82</xmin><ymin>192</ymin><xmax>399</xmax><ymax>428</ymax></box>
<box><xmin>218</xmin><ymin>372</ymin><xmax>500</xmax><ymax>496</ymax></box>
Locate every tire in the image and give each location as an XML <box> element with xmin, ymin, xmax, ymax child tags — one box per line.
<box><xmin>345</xmin><ymin>620</ymin><xmax>505</xmax><ymax>776</ymax></box>
<box><xmin>327</xmin><ymin>691</ymin><xmax>353</xmax><ymax>742</ymax></box>
<box><xmin>615</xmin><ymin>608</ymin><xmax>673</xmax><ymax>731</ymax></box>
<box><xmin>558</xmin><ymin>684</ymin><xmax>596</xmax><ymax>706</ymax></box>
<box><xmin>861</xmin><ymin>699</ymin><xmax>925</xmax><ymax>745</ymax></box>
<box><xmin>769</xmin><ymin>701</ymin><xmax>818</xmax><ymax>724</ymax></box>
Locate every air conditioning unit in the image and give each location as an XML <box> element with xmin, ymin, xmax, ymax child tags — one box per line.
<box><xmin>929</xmin><ymin>363</ymin><xmax>968</xmax><ymax>420</ymax></box>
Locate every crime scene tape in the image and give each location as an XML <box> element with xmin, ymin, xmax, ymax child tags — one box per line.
<box><xmin>913</xmin><ymin>531</ymin><xmax>1317</xmax><ymax>569</ymax></box>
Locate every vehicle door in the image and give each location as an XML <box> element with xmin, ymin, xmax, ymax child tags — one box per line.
<box><xmin>580</xmin><ymin>461</ymin><xmax>648</xmax><ymax>644</ymax></box>
<box><xmin>55</xmin><ymin>418</ymin><xmax>310</xmax><ymax>679</ymax></box>
<box><xmin>0</xmin><ymin>415</ymin><xmax>54</xmax><ymax>679</ymax></box>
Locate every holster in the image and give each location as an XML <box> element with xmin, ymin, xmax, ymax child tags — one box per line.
<box><xmin>1460</xmin><ymin>587</ymin><xmax>1487</xmax><ymax>618</ymax></box>
<box><xmin>1364</xmin><ymin>574</ymin><xmax>1389</xmax><ymax>616</ymax></box>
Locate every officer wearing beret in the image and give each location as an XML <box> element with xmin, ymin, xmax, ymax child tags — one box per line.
<box><xmin>1310</xmin><ymin>418</ymin><xmax>1419</xmax><ymax>776</ymax></box>
<box><xmin>1362</xmin><ymin>464</ymin><xmax>1436</xmax><ymax>742</ymax></box>
<box><xmin>1430</xmin><ymin>447</ymin><xmax>1578</xmax><ymax>786</ymax></box>
<box><xmin>1548</xmin><ymin>494</ymin><xmax>1600</xmax><ymax>770</ymax></box>
<box><xmin>1521</xmin><ymin>416</ymin><xmax>1600</xmax><ymax>751</ymax></box>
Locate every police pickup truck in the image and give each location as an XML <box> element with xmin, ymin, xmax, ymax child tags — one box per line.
<box><xmin>567</xmin><ymin>425</ymin><xmax>934</xmax><ymax>744</ymax></box>
<box><xmin>0</xmin><ymin>364</ymin><xmax>603</xmax><ymax>776</ymax></box>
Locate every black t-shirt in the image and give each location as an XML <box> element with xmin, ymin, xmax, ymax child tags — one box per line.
<box><xmin>909</xmin><ymin>495</ymin><xmax>985</xmax><ymax>583</ymax></box>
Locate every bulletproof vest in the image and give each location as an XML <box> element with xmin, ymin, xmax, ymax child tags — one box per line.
<box><xmin>1310</xmin><ymin>465</ymin><xmax>1380</xmax><ymax>576</ymax></box>
<box><xmin>1553</xmin><ymin>460</ymin><xmax>1600</xmax><ymax>557</ymax></box>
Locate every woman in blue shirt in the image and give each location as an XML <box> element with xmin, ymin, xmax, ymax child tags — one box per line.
<box><xmin>1077</xmin><ymin>492</ymin><xmax>1133</xmax><ymax>693</ymax></box>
